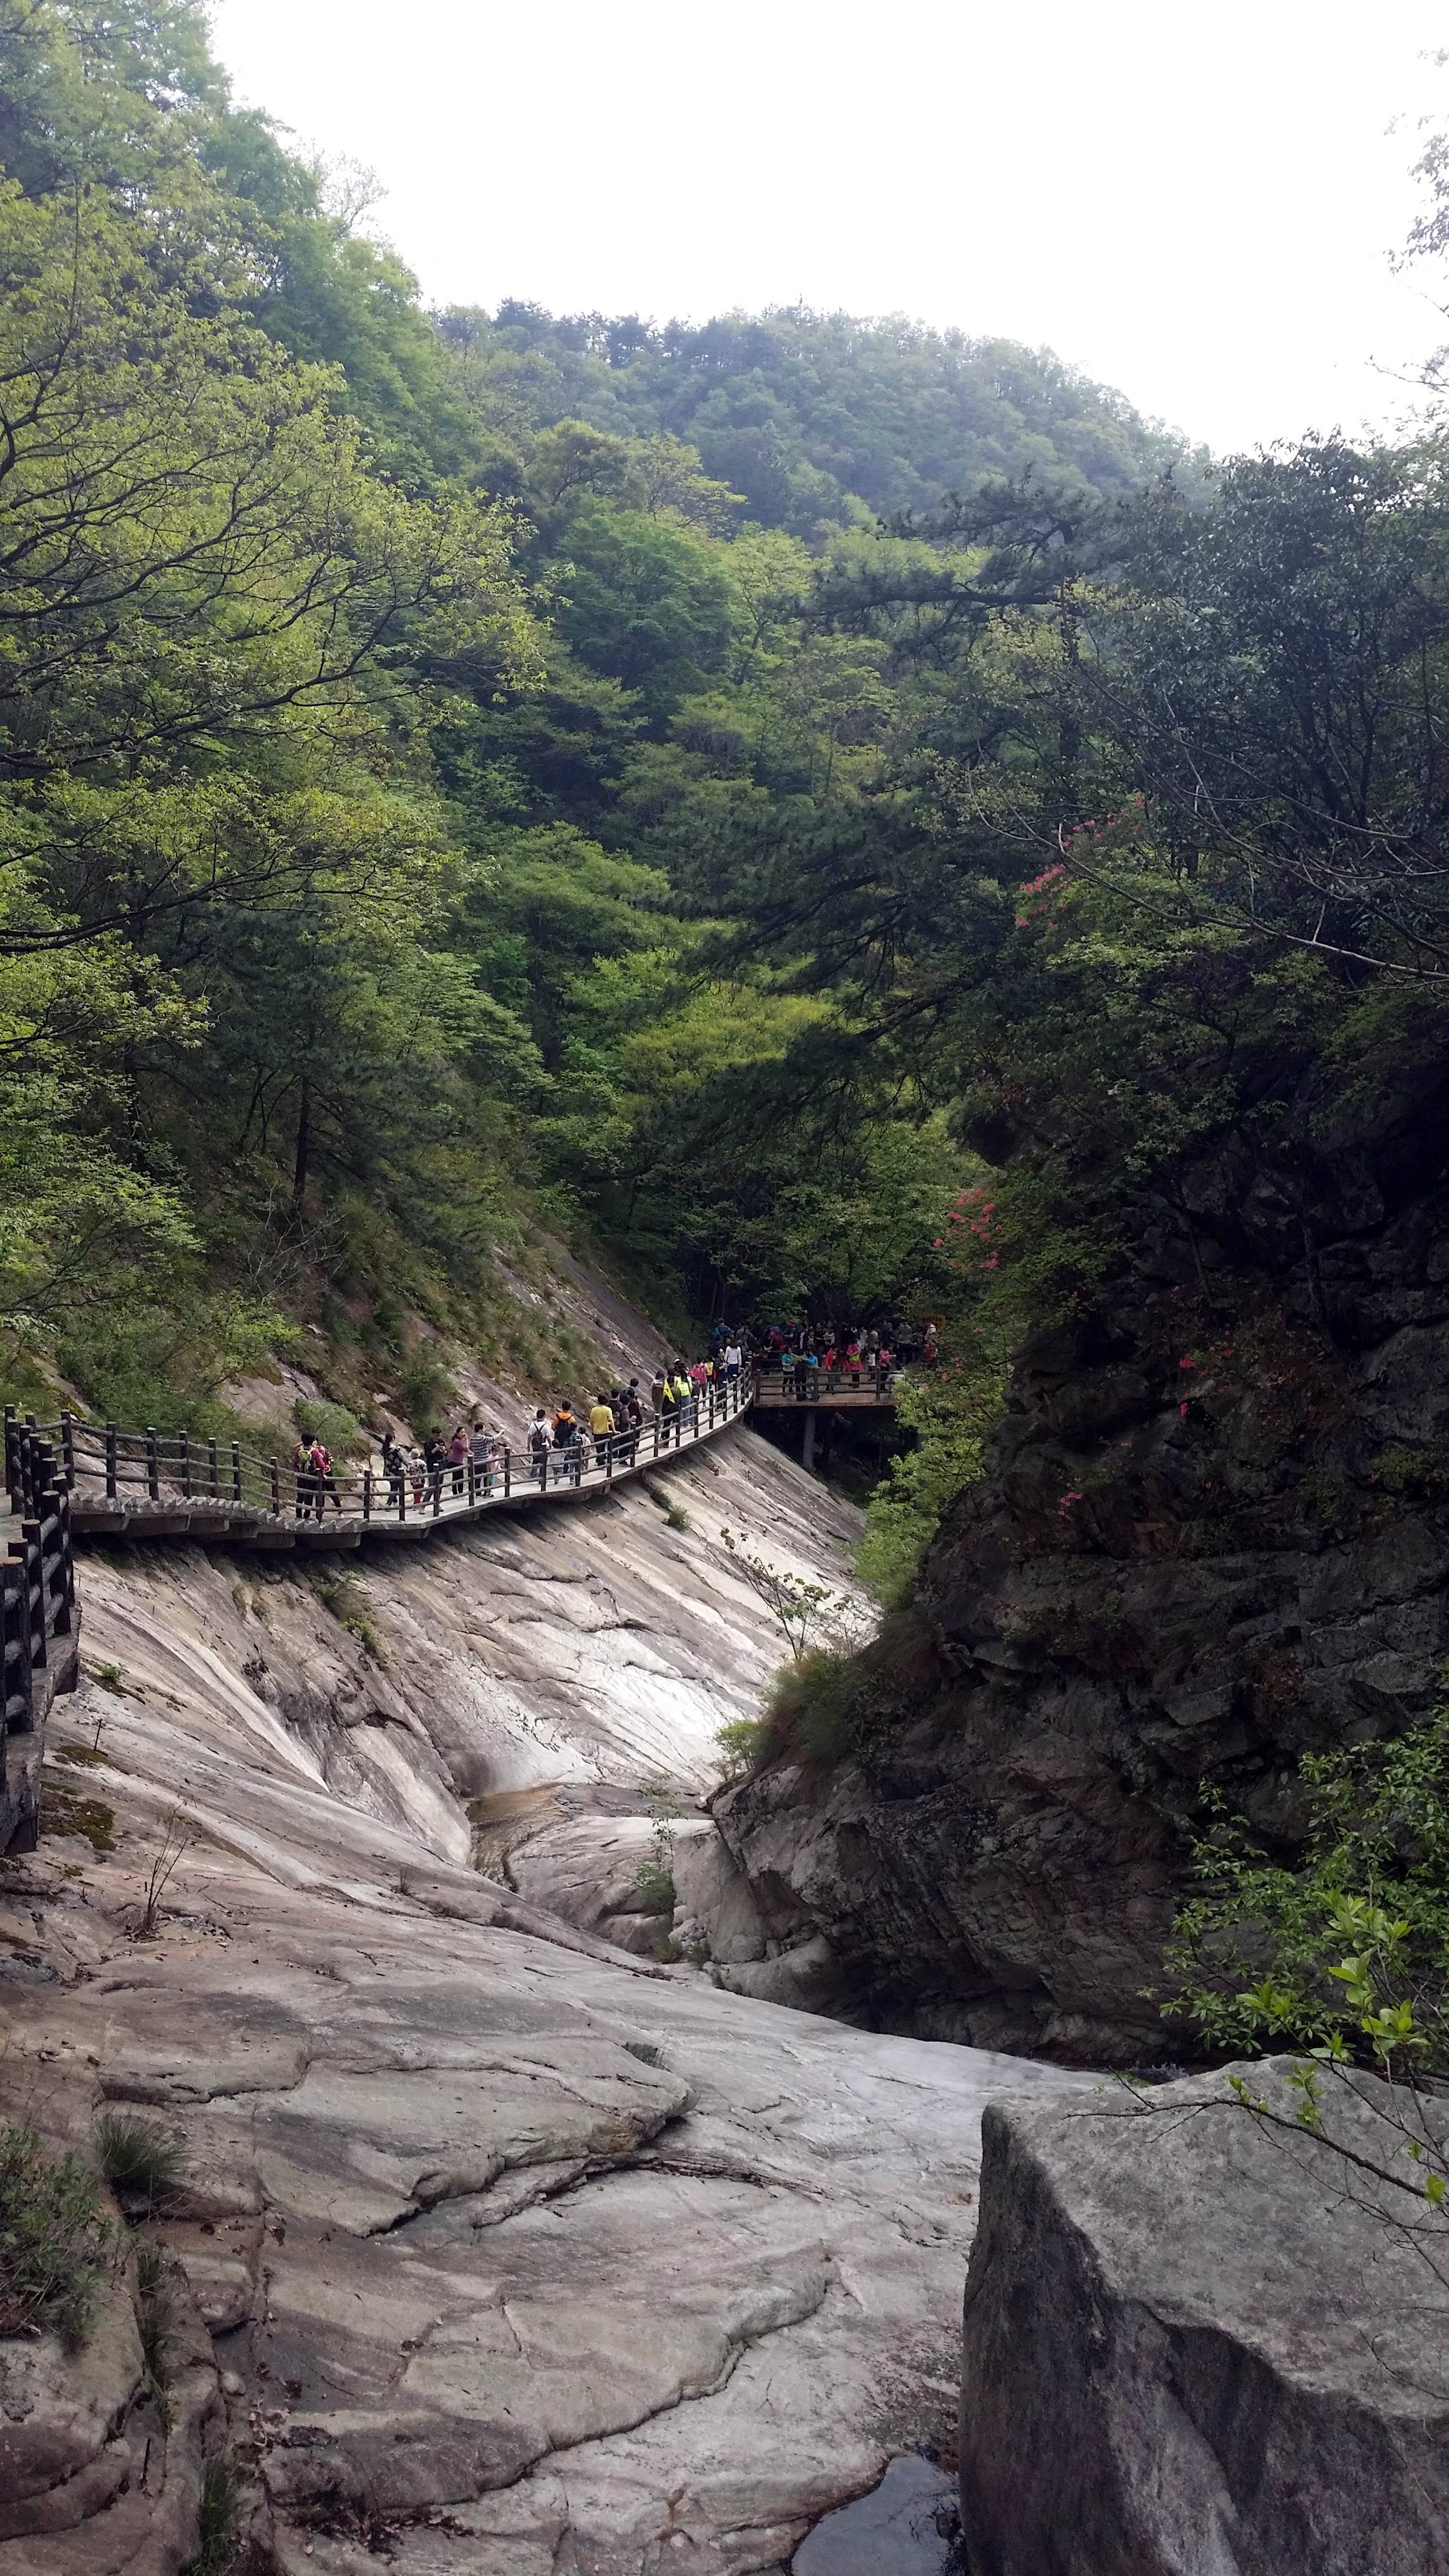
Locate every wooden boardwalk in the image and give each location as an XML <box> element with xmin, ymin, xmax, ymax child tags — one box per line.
<box><xmin>4</xmin><ymin>1377</ymin><xmax>754</xmax><ymax>1560</ymax></box>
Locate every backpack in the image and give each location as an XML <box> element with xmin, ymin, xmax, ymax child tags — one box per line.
<box><xmin>529</xmin><ymin>1422</ymin><xmax>549</xmax><ymax>1453</ymax></box>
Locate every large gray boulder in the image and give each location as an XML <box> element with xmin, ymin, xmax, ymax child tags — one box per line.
<box><xmin>959</xmin><ymin>2059</ymin><xmax>1449</xmax><ymax>2576</ymax></box>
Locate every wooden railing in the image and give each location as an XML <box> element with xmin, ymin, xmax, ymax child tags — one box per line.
<box><xmin>750</xmin><ymin>1360</ymin><xmax>896</xmax><ymax>1403</ymax></box>
<box><xmin>1</xmin><ymin>1422</ymin><xmax>79</xmax><ymax>1852</ymax></box>
<box><xmin>2</xmin><ymin>1372</ymin><xmax>754</xmax><ymax>1552</ymax></box>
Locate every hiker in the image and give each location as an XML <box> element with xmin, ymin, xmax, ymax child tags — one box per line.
<box><xmin>407</xmin><ymin>1444</ymin><xmax>427</xmax><ymax>1506</ymax></box>
<box><xmin>650</xmin><ymin>1368</ymin><xmax>667</xmax><ymax>1420</ymax></box>
<box><xmin>422</xmin><ymin>1430</ymin><xmax>447</xmax><ymax>1509</ymax></box>
<box><xmin>447</xmin><ymin>1423</ymin><xmax>469</xmax><ymax>1496</ymax></box>
<box><xmin>876</xmin><ymin>1342</ymin><xmax>893</xmax><ymax>1393</ymax></box>
<box><xmin>291</xmin><ymin>1432</ymin><xmax>316</xmax><ymax>1520</ymax></box>
<box><xmin>822</xmin><ymin>1340</ymin><xmax>838</xmax><ymax>1392</ymax></box>
<box><xmin>528</xmin><ymin>1408</ymin><xmax>550</xmax><ymax>1483</ymax></box>
<box><xmin>843</xmin><ymin>1336</ymin><xmax>863</xmax><ymax>1387</ymax></box>
<box><xmin>723</xmin><ymin>1336</ymin><xmax>742</xmax><ymax>1382</ymax></box>
<box><xmin>589</xmin><ymin>1392</ymin><xmax>616</xmax><ymax>1467</ymax></box>
<box><xmin>552</xmin><ymin>1402</ymin><xmax>583</xmax><ymax>1482</ymax></box>
<box><xmin>620</xmin><ymin>1379</ymin><xmax>643</xmax><ymax>1463</ymax></box>
<box><xmin>470</xmin><ymin>1420</ymin><xmax>496</xmax><ymax>1493</ymax></box>
<box><xmin>380</xmin><ymin>1430</ymin><xmax>405</xmax><ymax>1513</ymax></box>
<box><xmin>310</xmin><ymin>1433</ymin><xmax>340</xmax><ymax>1517</ymax></box>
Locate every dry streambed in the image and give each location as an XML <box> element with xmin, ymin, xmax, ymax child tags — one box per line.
<box><xmin>1</xmin><ymin>1429</ymin><xmax>1089</xmax><ymax>2574</ymax></box>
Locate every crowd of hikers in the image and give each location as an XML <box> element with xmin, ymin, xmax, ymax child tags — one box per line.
<box><xmin>286</xmin><ymin>1314</ymin><xmax>929</xmax><ymax>1518</ymax></box>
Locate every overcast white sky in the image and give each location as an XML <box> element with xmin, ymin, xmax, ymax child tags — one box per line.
<box><xmin>210</xmin><ymin>0</ymin><xmax>1449</xmax><ymax>456</ymax></box>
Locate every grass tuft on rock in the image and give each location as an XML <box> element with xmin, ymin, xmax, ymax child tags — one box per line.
<box><xmin>0</xmin><ymin>2122</ymin><xmax>115</xmax><ymax>2347</ymax></box>
<box><xmin>95</xmin><ymin>2110</ymin><xmax>185</xmax><ymax>2210</ymax></box>
<box><xmin>182</xmin><ymin>2451</ymin><xmax>245</xmax><ymax>2575</ymax></box>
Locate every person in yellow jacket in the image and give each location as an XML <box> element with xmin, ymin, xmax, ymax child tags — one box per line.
<box><xmin>588</xmin><ymin>1393</ymin><xmax>617</xmax><ymax>1461</ymax></box>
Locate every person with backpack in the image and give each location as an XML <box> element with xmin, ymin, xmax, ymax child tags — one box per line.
<box><xmin>309</xmin><ymin>1434</ymin><xmax>340</xmax><ymax>1518</ymax></box>
<box><xmin>380</xmin><ymin>1430</ymin><xmax>405</xmax><ymax>1515</ymax></box>
<box><xmin>291</xmin><ymin>1431</ymin><xmax>317</xmax><ymax>1521</ymax></box>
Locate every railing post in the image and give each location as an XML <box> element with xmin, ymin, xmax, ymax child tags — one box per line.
<box><xmin>51</xmin><ymin>1486</ymin><xmax>73</xmax><ymax>1634</ymax></box>
<box><xmin>363</xmin><ymin>1468</ymin><xmax>373</xmax><ymax>1523</ymax></box>
<box><xmin>15</xmin><ymin>1522</ymin><xmax>44</xmax><ymax>1669</ymax></box>
<box><xmin>207</xmin><ymin>1437</ymin><xmax>218</xmax><ymax>1499</ymax></box>
<box><xmin>59</xmin><ymin>1411</ymin><xmax>75</xmax><ymax>1485</ymax></box>
<box><xmin>541</xmin><ymin>1446</ymin><xmax>549</xmax><ymax>1493</ymax></box>
<box><xmin>432</xmin><ymin>1470</ymin><xmax>441</xmax><ymax>1518</ymax></box>
<box><xmin>268</xmin><ymin>1456</ymin><xmax>280</xmax><ymax>1516</ymax></box>
<box><xmin>105</xmin><ymin>1423</ymin><xmax>118</xmax><ymax>1499</ymax></box>
<box><xmin>467</xmin><ymin>1456</ymin><xmax>477</xmax><ymax>1507</ymax></box>
<box><xmin>605</xmin><ymin>1432</ymin><xmax>614</xmax><ymax>1484</ymax></box>
<box><xmin>180</xmin><ymin>1432</ymin><xmax>193</xmax><ymax>1499</ymax></box>
<box><xmin>232</xmin><ymin>1442</ymin><xmax>243</xmax><ymax>1504</ymax></box>
<box><xmin>2</xmin><ymin>1406</ymin><xmax>17</xmax><ymax>1510</ymax></box>
<box><xmin>502</xmin><ymin>1443</ymin><xmax>511</xmax><ymax>1499</ymax></box>
<box><xmin>146</xmin><ymin>1428</ymin><xmax>160</xmax><ymax>1501</ymax></box>
<box><xmin>398</xmin><ymin>1467</ymin><xmax>406</xmax><ymax>1523</ymax></box>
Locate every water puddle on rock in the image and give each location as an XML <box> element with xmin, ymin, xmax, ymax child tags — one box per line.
<box><xmin>792</xmin><ymin>2454</ymin><xmax>962</xmax><ymax>2574</ymax></box>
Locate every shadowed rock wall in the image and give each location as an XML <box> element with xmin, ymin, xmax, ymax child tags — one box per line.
<box><xmin>713</xmin><ymin>1065</ymin><xmax>1449</xmax><ymax>2062</ymax></box>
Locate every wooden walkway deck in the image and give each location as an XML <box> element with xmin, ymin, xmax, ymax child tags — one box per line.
<box><xmin>4</xmin><ymin>1378</ymin><xmax>754</xmax><ymax>1560</ymax></box>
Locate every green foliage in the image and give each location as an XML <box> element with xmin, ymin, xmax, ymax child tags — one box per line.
<box><xmin>310</xmin><ymin>1569</ymin><xmax>388</xmax><ymax>1667</ymax></box>
<box><xmin>858</xmin><ymin>1336</ymin><xmax>1007</xmax><ymax>1603</ymax></box>
<box><xmin>1163</xmin><ymin>1714</ymin><xmax>1449</xmax><ymax>2074</ymax></box>
<box><xmin>182</xmin><ymin>2452</ymin><xmax>245</xmax><ymax>2576</ymax></box>
<box><xmin>295</xmin><ymin>1400</ymin><xmax>362</xmax><ymax>1456</ymax></box>
<box><xmin>761</xmin><ymin>1648</ymin><xmax>869</xmax><ymax>1768</ymax></box>
<box><xmin>135</xmin><ymin>2237</ymin><xmax>176</xmax><ymax>2426</ymax></box>
<box><xmin>95</xmin><ymin>2112</ymin><xmax>185</xmax><ymax>2209</ymax></box>
<box><xmin>713</xmin><ymin>1716</ymin><xmax>768</xmax><ymax>1779</ymax></box>
<box><xmin>0</xmin><ymin>2123</ymin><xmax>115</xmax><ymax>2346</ymax></box>
<box><xmin>720</xmin><ymin>1529</ymin><xmax>860</xmax><ymax>1664</ymax></box>
<box><xmin>40</xmin><ymin>1783</ymin><xmax>116</xmax><ymax>1850</ymax></box>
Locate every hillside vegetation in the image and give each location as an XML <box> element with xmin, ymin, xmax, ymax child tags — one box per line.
<box><xmin>6</xmin><ymin>1</ymin><xmax>1449</xmax><ymax>1613</ymax></box>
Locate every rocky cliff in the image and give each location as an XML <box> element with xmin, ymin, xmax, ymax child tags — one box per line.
<box><xmin>713</xmin><ymin>1068</ymin><xmax>1449</xmax><ymax>2064</ymax></box>
<box><xmin>0</xmin><ymin>1408</ymin><xmax>1090</xmax><ymax>2575</ymax></box>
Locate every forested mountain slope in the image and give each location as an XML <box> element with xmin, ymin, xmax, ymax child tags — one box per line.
<box><xmin>0</xmin><ymin>0</ymin><xmax>1201</xmax><ymax>1469</ymax></box>
<box><xmin>433</xmin><ymin>301</ymin><xmax>1198</xmax><ymax>534</ymax></box>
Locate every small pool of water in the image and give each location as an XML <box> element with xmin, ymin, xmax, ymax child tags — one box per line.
<box><xmin>792</xmin><ymin>2454</ymin><xmax>962</xmax><ymax>2575</ymax></box>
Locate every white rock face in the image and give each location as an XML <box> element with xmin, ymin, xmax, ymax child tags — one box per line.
<box><xmin>1</xmin><ymin>1418</ymin><xmax>1091</xmax><ymax>2575</ymax></box>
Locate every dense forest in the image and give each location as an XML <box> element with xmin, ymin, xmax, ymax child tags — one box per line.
<box><xmin>5</xmin><ymin>0</ymin><xmax>1449</xmax><ymax>1594</ymax></box>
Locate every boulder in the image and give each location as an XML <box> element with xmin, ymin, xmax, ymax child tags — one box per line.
<box><xmin>958</xmin><ymin>2059</ymin><xmax>1449</xmax><ymax>2576</ymax></box>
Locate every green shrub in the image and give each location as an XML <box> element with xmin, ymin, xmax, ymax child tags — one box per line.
<box><xmin>182</xmin><ymin>2452</ymin><xmax>244</xmax><ymax>2576</ymax></box>
<box><xmin>135</xmin><ymin>2238</ymin><xmax>176</xmax><ymax>2426</ymax></box>
<box><xmin>714</xmin><ymin>1716</ymin><xmax>768</xmax><ymax>1779</ymax></box>
<box><xmin>397</xmin><ymin>1347</ymin><xmax>456</xmax><ymax>1430</ymax></box>
<box><xmin>95</xmin><ymin>2112</ymin><xmax>185</xmax><ymax>2210</ymax></box>
<box><xmin>0</xmin><ymin>2124</ymin><xmax>115</xmax><ymax>2346</ymax></box>
<box><xmin>1163</xmin><ymin>1709</ymin><xmax>1449</xmax><ymax>2074</ymax></box>
<box><xmin>857</xmin><ymin>1350</ymin><xmax>1005</xmax><ymax>1604</ymax></box>
<box><xmin>634</xmin><ymin>1860</ymin><xmax>676</xmax><ymax>1914</ymax></box>
<box><xmin>762</xmin><ymin>1647</ymin><xmax>869</xmax><ymax>1768</ymax></box>
<box><xmin>293</xmin><ymin>1397</ymin><xmax>361</xmax><ymax>1456</ymax></box>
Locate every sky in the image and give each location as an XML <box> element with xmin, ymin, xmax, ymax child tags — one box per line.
<box><xmin>209</xmin><ymin>0</ymin><xmax>1449</xmax><ymax>457</ymax></box>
